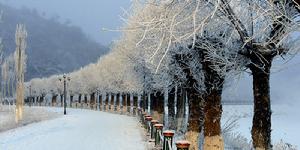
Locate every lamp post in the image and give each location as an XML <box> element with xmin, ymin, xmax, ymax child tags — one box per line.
<box><xmin>59</xmin><ymin>74</ymin><xmax>70</xmax><ymax>115</ymax></box>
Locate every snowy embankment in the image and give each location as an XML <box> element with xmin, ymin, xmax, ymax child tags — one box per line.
<box><xmin>0</xmin><ymin>108</ymin><xmax>146</xmax><ymax>150</ymax></box>
<box><xmin>0</xmin><ymin>105</ymin><xmax>60</xmax><ymax>132</ymax></box>
<box><xmin>222</xmin><ymin>104</ymin><xmax>299</xmax><ymax>149</ymax></box>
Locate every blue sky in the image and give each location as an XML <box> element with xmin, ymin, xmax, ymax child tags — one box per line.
<box><xmin>0</xmin><ymin>0</ymin><xmax>132</xmax><ymax>45</ymax></box>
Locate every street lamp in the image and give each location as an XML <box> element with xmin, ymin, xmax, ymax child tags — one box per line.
<box><xmin>59</xmin><ymin>74</ymin><xmax>70</xmax><ymax>115</ymax></box>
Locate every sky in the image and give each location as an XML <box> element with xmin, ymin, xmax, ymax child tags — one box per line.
<box><xmin>0</xmin><ymin>0</ymin><xmax>132</xmax><ymax>45</ymax></box>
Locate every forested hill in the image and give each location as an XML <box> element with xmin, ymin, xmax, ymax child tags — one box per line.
<box><xmin>0</xmin><ymin>3</ymin><xmax>109</xmax><ymax>80</ymax></box>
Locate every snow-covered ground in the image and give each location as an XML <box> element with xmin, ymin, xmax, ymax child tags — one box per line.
<box><xmin>221</xmin><ymin>55</ymin><xmax>300</xmax><ymax>149</ymax></box>
<box><xmin>0</xmin><ymin>105</ymin><xmax>60</xmax><ymax>132</ymax></box>
<box><xmin>222</xmin><ymin>104</ymin><xmax>299</xmax><ymax>148</ymax></box>
<box><xmin>0</xmin><ymin>108</ymin><xmax>146</xmax><ymax>150</ymax></box>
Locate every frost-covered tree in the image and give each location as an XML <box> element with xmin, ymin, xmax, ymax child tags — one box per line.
<box><xmin>14</xmin><ymin>24</ymin><xmax>27</xmax><ymax>123</ymax></box>
<box><xmin>119</xmin><ymin>0</ymin><xmax>300</xmax><ymax>149</ymax></box>
<box><xmin>120</xmin><ymin>1</ymin><xmax>243</xmax><ymax>149</ymax></box>
<box><xmin>26</xmin><ymin>41</ymin><xmax>144</xmax><ymax>111</ymax></box>
<box><xmin>214</xmin><ymin>0</ymin><xmax>300</xmax><ymax>149</ymax></box>
<box><xmin>24</xmin><ymin>1</ymin><xmax>300</xmax><ymax>149</ymax></box>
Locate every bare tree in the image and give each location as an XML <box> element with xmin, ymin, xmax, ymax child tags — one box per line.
<box><xmin>14</xmin><ymin>24</ymin><xmax>27</xmax><ymax>123</ymax></box>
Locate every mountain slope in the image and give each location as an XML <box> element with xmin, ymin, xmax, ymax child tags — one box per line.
<box><xmin>0</xmin><ymin>3</ymin><xmax>109</xmax><ymax>80</ymax></box>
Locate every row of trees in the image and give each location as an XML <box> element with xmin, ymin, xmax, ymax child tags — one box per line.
<box><xmin>26</xmin><ymin>0</ymin><xmax>300</xmax><ymax>149</ymax></box>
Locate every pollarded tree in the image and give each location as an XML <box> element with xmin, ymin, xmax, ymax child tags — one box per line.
<box><xmin>124</xmin><ymin>1</ymin><xmax>248</xmax><ymax>149</ymax></box>
<box><xmin>121</xmin><ymin>1</ymin><xmax>210</xmax><ymax>148</ymax></box>
<box><xmin>214</xmin><ymin>0</ymin><xmax>300</xmax><ymax>149</ymax></box>
<box><xmin>128</xmin><ymin>1</ymin><xmax>300</xmax><ymax>149</ymax></box>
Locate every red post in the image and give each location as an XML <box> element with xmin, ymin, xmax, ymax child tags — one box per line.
<box><xmin>150</xmin><ymin>120</ymin><xmax>159</xmax><ymax>139</ymax></box>
<box><xmin>154</xmin><ymin>124</ymin><xmax>164</xmax><ymax>146</ymax></box>
<box><xmin>143</xmin><ymin>114</ymin><xmax>150</xmax><ymax>129</ymax></box>
<box><xmin>163</xmin><ymin>130</ymin><xmax>175</xmax><ymax>150</ymax></box>
<box><xmin>176</xmin><ymin>140</ymin><xmax>191</xmax><ymax>150</ymax></box>
<box><xmin>145</xmin><ymin>116</ymin><xmax>153</xmax><ymax>133</ymax></box>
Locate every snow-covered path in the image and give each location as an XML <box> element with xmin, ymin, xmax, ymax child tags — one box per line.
<box><xmin>0</xmin><ymin>108</ymin><xmax>145</xmax><ymax>150</ymax></box>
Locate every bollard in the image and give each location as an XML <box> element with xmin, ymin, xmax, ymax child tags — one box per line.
<box><xmin>141</xmin><ymin>112</ymin><xmax>146</xmax><ymax>123</ymax></box>
<box><xmin>133</xmin><ymin>107</ymin><xmax>136</xmax><ymax>116</ymax></box>
<box><xmin>138</xmin><ymin>108</ymin><xmax>142</xmax><ymax>116</ymax></box>
<box><xmin>127</xmin><ymin>106</ymin><xmax>130</xmax><ymax>113</ymax></box>
<box><xmin>145</xmin><ymin>116</ymin><xmax>153</xmax><ymax>133</ymax></box>
<box><xmin>143</xmin><ymin>114</ymin><xmax>150</xmax><ymax>129</ymax></box>
<box><xmin>120</xmin><ymin>105</ymin><xmax>123</xmax><ymax>111</ymax></box>
<box><xmin>114</xmin><ymin>105</ymin><xmax>117</xmax><ymax>112</ymax></box>
<box><xmin>150</xmin><ymin>120</ymin><xmax>159</xmax><ymax>139</ymax></box>
<box><xmin>163</xmin><ymin>130</ymin><xmax>175</xmax><ymax>150</ymax></box>
<box><xmin>154</xmin><ymin>124</ymin><xmax>163</xmax><ymax>146</ymax></box>
<box><xmin>175</xmin><ymin>140</ymin><xmax>190</xmax><ymax>150</ymax></box>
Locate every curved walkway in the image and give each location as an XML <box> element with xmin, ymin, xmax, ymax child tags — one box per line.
<box><xmin>0</xmin><ymin>108</ymin><xmax>145</xmax><ymax>150</ymax></box>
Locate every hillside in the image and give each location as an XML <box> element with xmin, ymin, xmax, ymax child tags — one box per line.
<box><xmin>0</xmin><ymin>3</ymin><xmax>109</xmax><ymax>80</ymax></box>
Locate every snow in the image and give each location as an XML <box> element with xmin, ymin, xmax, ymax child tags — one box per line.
<box><xmin>221</xmin><ymin>55</ymin><xmax>300</xmax><ymax>148</ymax></box>
<box><xmin>222</xmin><ymin>104</ymin><xmax>300</xmax><ymax>148</ymax></box>
<box><xmin>0</xmin><ymin>106</ymin><xmax>60</xmax><ymax>132</ymax></box>
<box><xmin>0</xmin><ymin>108</ymin><xmax>146</xmax><ymax>150</ymax></box>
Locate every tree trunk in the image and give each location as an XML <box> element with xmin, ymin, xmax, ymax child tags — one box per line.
<box><xmin>144</xmin><ymin>93</ymin><xmax>148</xmax><ymax>113</ymax></box>
<box><xmin>186</xmin><ymin>87</ymin><xmax>202</xmax><ymax>150</ymax></box>
<box><xmin>126</xmin><ymin>94</ymin><xmax>130</xmax><ymax>113</ymax></box>
<box><xmin>90</xmin><ymin>93</ymin><xmax>95</xmax><ymax>109</ymax></box>
<box><xmin>52</xmin><ymin>95</ymin><xmax>57</xmax><ymax>106</ymax></box>
<box><xmin>181</xmin><ymin>65</ymin><xmax>203</xmax><ymax>150</ymax></box>
<box><xmin>130</xmin><ymin>93</ymin><xmax>134</xmax><ymax>114</ymax></box>
<box><xmin>39</xmin><ymin>96</ymin><xmax>44</xmax><ymax>106</ymax></box>
<box><xmin>133</xmin><ymin>95</ymin><xmax>138</xmax><ymax>114</ymax></box>
<box><xmin>250</xmin><ymin>65</ymin><xmax>272</xmax><ymax>150</ymax></box>
<box><xmin>60</xmin><ymin>94</ymin><xmax>63</xmax><ymax>107</ymax></box>
<box><xmin>137</xmin><ymin>95</ymin><xmax>141</xmax><ymax>109</ymax></box>
<box><xmin>174</xmin><ymin>85</ymin><xmax>178</xmax><ymax>116</ymax></box>
<box><xmin>147</xmin><ymin>93</ymin><xmax>151</xmax><ymax>114</ymax></box>
<box><xmin>150</xmin><ymin>93</ymin><xmax>155</xmax><ymax>114</ymax></box>
<box><xmin>122</xmin><ymin>94</ymin><xmax>127</xmax><ymax>112</ymax></box>
<box><xmin>168</xmin><ymin>88</ymin><xmax>176</xmax><ymax>130</ymax></box>
<box><xmin>203</xmin><ymin>89</ymin><xmax>223</xmax><ymax>150</ymax></box>
<box><xmin>142</xmin><ymin>91</ymin><xmax>146</xmax><ymax>112</ymax></box>
<box><xmin>152</xmin><ymin>91</ymin><xmax>164</xmax><ymax>123</ymax></box>
<box><xmin>198</xmin><ymin>47</ymin><xmax>225</xmax><ymax>150</ymax></box>
<box><xmin>78</xmin><ymin>94</ymin><xmax>82</xmax><ymax>103</ymax></box>
<box><xmin>102</xmin><ymin>93</ymin><xmax>107</xmax><ymax>110</ymax></box>
<box><xmin>70</xmin><ymin>95</ymin><xmax>73</xmax><ymax>107</ymax></box>
<box><xmin>108</xmin><ymin>93</ymin><xmax>112</xmax><ymax>110</ymax></box>
<box><xmin>176</xmin><ymin>87</ymin><xmax>186</xmax><ymax>133</ymax></box>
<box><xmin>84</xmin><ymin>94</ymin><xmax>88</xmax><ymax>104</ymax></box>
<box><xmin>90</xmin><ymin>93</ymin><xmax>95</xmax><ymax>104</ymax></box>
<box><xmin>116</xmin><ymin>94</ymin><xmax>120</xmax><ymax>111</ymax></box>
<box><xmin>163</xmin><ymin>87</ymin><xmax>169</xmax><ymax>128</ymax></box>
<box><xmin>99</xmin><ymin>94</ymin><xmax>102</xmax><ymax>109</ymax></box>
